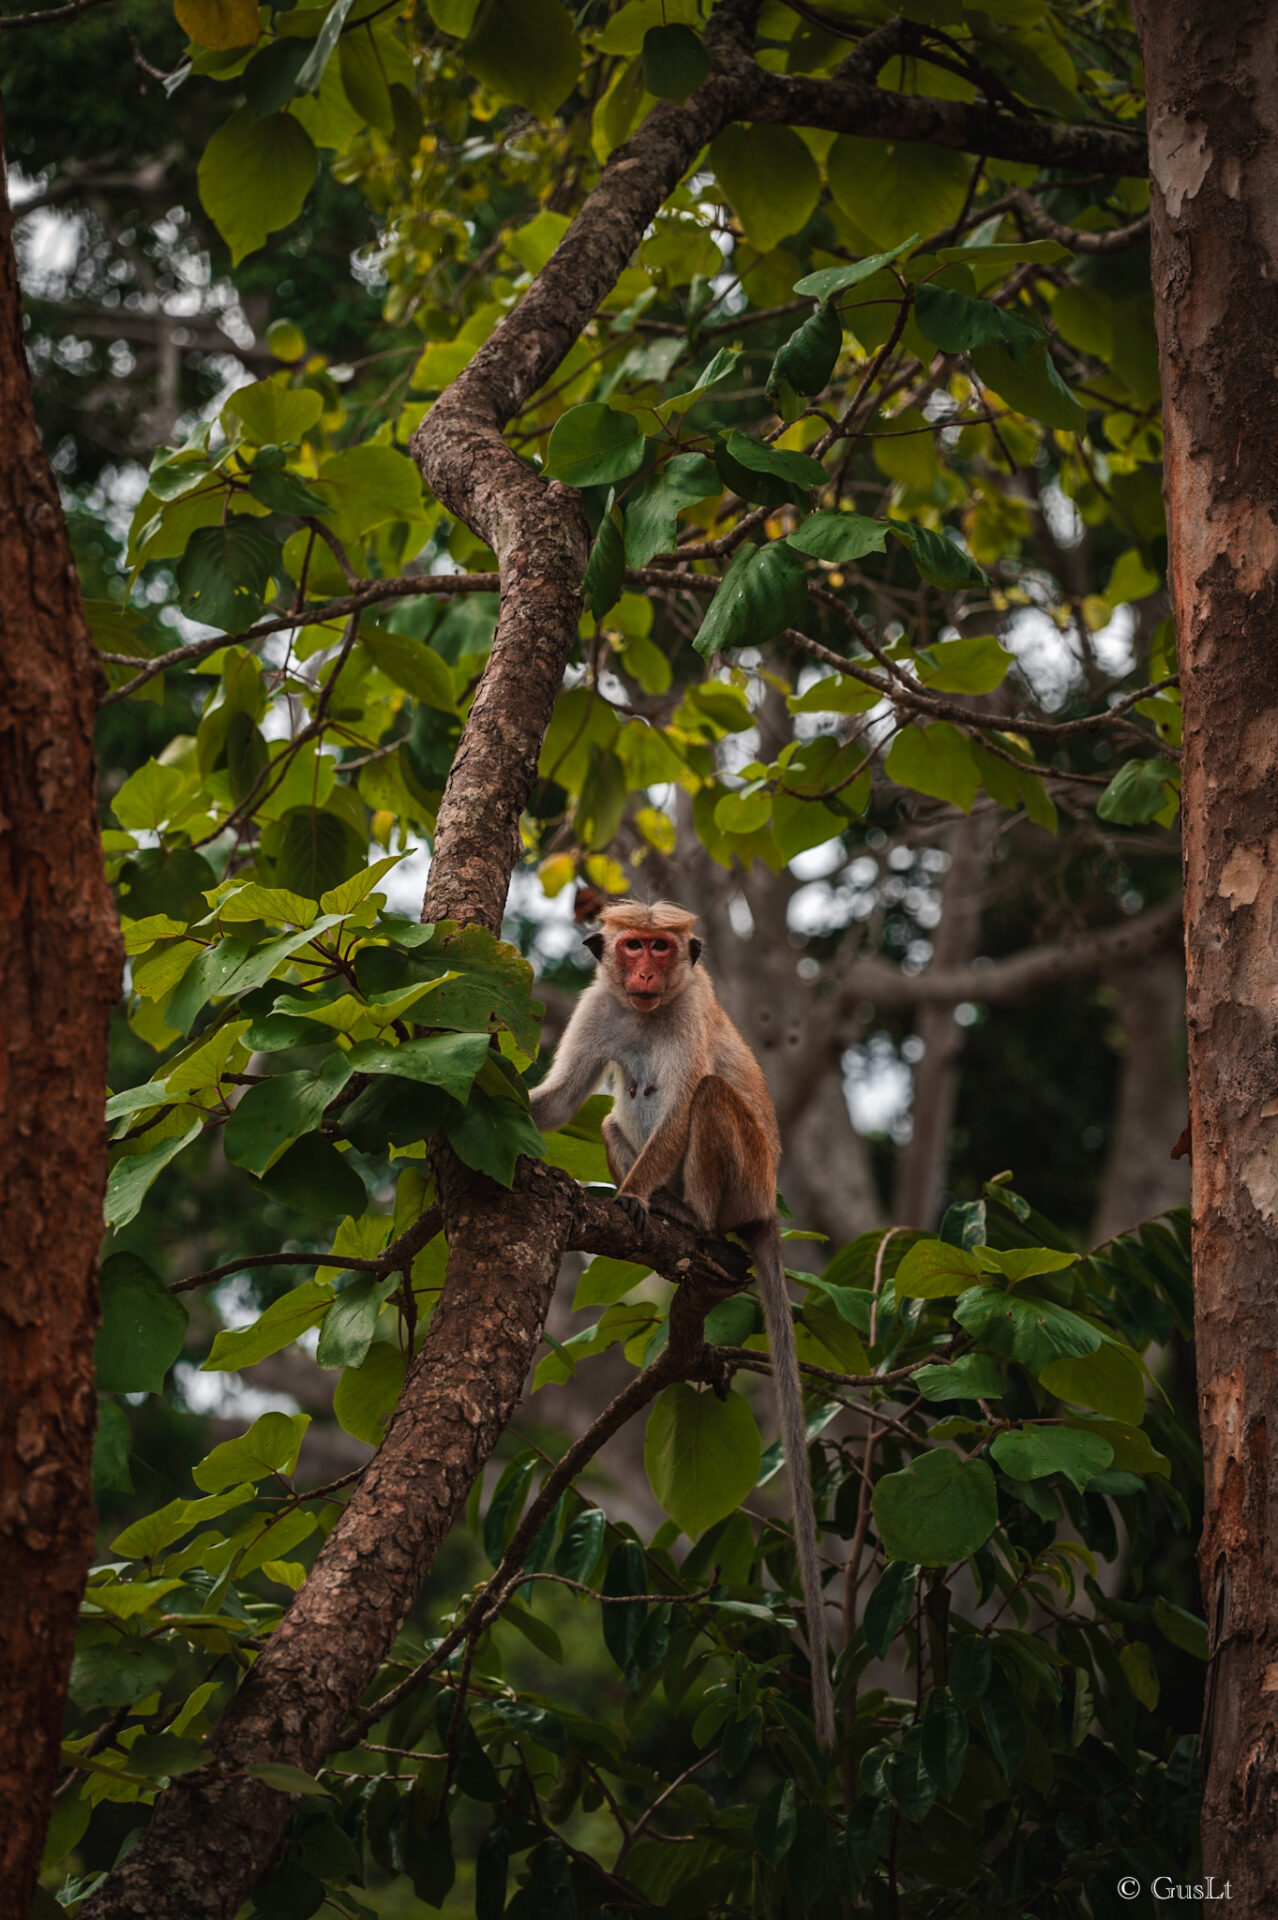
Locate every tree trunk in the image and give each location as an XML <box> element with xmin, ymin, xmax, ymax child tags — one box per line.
<box><xmin>893</xmin><ymin>814</ymin><xmax>988</xmax><ymax>1229</ymax></box>
<box><xmin>1093</xmin><ymin>953</ymin><xmax>1189</xmax><ymax>1243</ymax></box>
<box><xmin>1135</xmin><ymin>5</ymin><xmax>1278</xmax><ymax>1900</ymax></box>
<box><xmin>0</xmin><ymin>132</ymin><xmax>122</xmax><ymax>1916</ymax></box>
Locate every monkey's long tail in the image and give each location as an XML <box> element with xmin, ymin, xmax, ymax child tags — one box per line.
<box><xmin>745</xmin><ymin>1220</ymin><xmax>837</xmax><ymax>1752</ymax></box>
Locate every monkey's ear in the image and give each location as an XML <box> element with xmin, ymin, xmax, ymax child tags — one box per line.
<box><xmin>584</xmin><ymin>932</ymin><xmax>605</xmax><ymax>961</ymax></box>
<box><xmin>688</xmin><ymin>937</ymin><xmax>703</xmax><ymax>967</ymax></box>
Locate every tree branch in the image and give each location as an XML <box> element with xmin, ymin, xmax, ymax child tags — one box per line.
<box><xmin>830</xmin><ymin>895</ymin><xmax>1183</xmax><ymax>1014</ymax></box>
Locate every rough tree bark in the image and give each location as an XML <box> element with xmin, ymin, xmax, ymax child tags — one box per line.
<box><xmin>1134</xmin><ymin>4</ymin><xmax>1278</xmax><ymax>1904</ymax></box>
<box><xmin>80</xmin><ymin>8</ymin><xmax>1153</xmax><ymax>1909</ymax></box>
<box><xmin>0</xmin><ymin>140</ymin><xmax>122</xmax><ymax>1917</ymax></box>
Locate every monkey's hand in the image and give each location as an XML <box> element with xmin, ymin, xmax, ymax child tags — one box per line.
<box><xmin>614</xmin><ymin>1191</ymin><xmax>650</xmax><ymax>1230</ymax></box>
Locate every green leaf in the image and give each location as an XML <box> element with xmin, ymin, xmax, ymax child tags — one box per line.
<box><xmin>319</xmin><ymin>853</ymin><xmax>405</xmax><ymax>915</ymax></box>
<box><xmin>554</xmin><ymin>1506</ymin><xmax>606</xmax><ymax>1582</ymax></box>
<box><xmin>894</xmin><ymin>1239</ymin><xmax>982</xmax><ymax>1300</ymax></box>
<box><xmin>977</xmin><ymin>1245</ymin><xmax>1077</xmax><ymax>1282</ymax></box>
<box><xmin>954</xmin><ymin>1287</ymin><xmax>1102</xmax><ymax>1374</ymax></box>
<box><xmin>1040</xmin><ymin>1343</ymin><xmax>1145</xmax><ymax>1425</ymax></box>
<box><xmin>176</xmin><ymin>520</ymin><xmax>278</xmax><ymax>634</ymax></box>
<box><xmin>645</xmin><ymin>1383</ymin><xmax>762</xmax><ymax>1537</ymax></box>
<box><xmin>113</xmin><ymin>758</ymin><xmax>191</xmax><ymax>832</ymax></box>
<box><xmin>273</xmin><ymin>807</ymin><xmax>366</xmax><ymax>898</ymax></box>
<box><xmin>991</xmin><ymin>1425</ymin><xmax>1114</xmax><ymax>1493</ymax></box>
<box><xmin>571</xmin><ymin>1256</ymin><xmax>649</xmax><ymax>1310</ymax></box>
<box><xmin>176</xmin><ymin>0</ymin><xmax>260</xmax><ymax>51</ymax></box>
<box><xmin>694</xmin><ymin>541</ymin><xmax>808</xmax><ymax>659</ymax></box>
<box><xmin>361</xmin><ymin>626</ymin><xmax>456</xmax><ymax>712</ymax></box>
<box><xmin>246</xmin><ymin>455</ymin><xmax>327</xmax><ymax>515</ymax></box>
<box><xmin>475</xmin><ymin>1826</ymin><xmax>510</xmax><ymax>1920</ymax></box>
<box><xmin>245</xmin><ymin>1762</ymin><xmax>332</xmax><ymax>1798</ymax></box>
<box><xmin>204</xmin><ymin>1280</ymin><xmax>331</xmax><ymax>1372</ymax></box>
<box><xmin>623</xmin><ymin>452</ymin><xmax>720</xmax><ymax>567</ymax></box>
<box><xmin>96</xmin><ymin>1254</ymin><xmax>189</xmax><ymax>1394</ymax></box>
<box><xmin>293</xmin><ymin>0</ymin><xmax>357</xmax><ymax>90</ymax></box>
<box><xmin>862</xmin><ymin>1559</ymin><xmax>919</xmax><ymax>1657</ymax></box>
<box><xmin>600</xmin><ymin>1540</ymin><xmax>647</xmax><ymax>1674</ymax></box>
<box><xmin>979</xmin><ymin>1663</ymin><xmax>1027</xmax><ymax>1779</ymax></box>
<box><xmin>106</xmin><ymin>1116</ymin><xmax>203</xmax><ymax>1229</ymax></box>
<box><xmin>445</xmin><ymin>1089</ymin><xmax>544</xmax><ymax>1187</ymax></box>
<box><xmin>828</xmin><ymin>138</ymin><xmax>969</xmax><ymax>253</ymax></box>
<box><xmin>884</xmin><ymin>723</ymin><xmax>980</xmax><ymax>813</ymax></box>
<box><xmin>921</xmin><ymin>1687</ymin><xmax>968</xmax><ymax>1797</ymax></box>
<box><xmin>914</xmin><ymin>283</ymin><xmax>1042</xmax><ymax>360</ymax></box>
<box><xmin>786</xmin><ymin>510</ymin><xmax>887</xmax><ymax>564</ymax></box>
<box><xmin>948</xmin><ymin>1633</ymin><xmax>991</xmax><ymax>1709</ymax></box>
<box><xmin>793</xmin><ymin>237</ymin><xmax>917</xmax><ymax>302</ymax></box>
<box><xmin>316</xmin><ymin>1275</ymin><xmax>397</xmax><ymax>1369</ymax></box>
<box><xmin>709</xmin><ymin>125</ymin><xmax>821</xmax><ymax>254</ymax></box>
<box><xmin>261</xmin><ymin>1134</ymin><xmax>367</xmax><ymax>1218</ymax></box>
<box><xmin>462</xmin><ymin>0</ymin><xmax>581</xmax><ymax>123</ymax></box>
<box><xmin>223</xmin><ymin>378</ymin><xmax>323</xmax><ymax>447</ymax></box>
<box><xmin>70</xmin><ymin>1641</ymin><xmax>177</xmax><ymax>1710</ymax></box>
<box><xmin>971</xmin><ymin>338</ymin><xmax>1085</xmax><ymax>431</ymax></box>
<box><xmin>226</xmin><ymin>711</ymin><xmax>270</xmax><ymax>803</ymax></box>
<box><xmin>340</xmin><ymin>1075</ymin><xmax>452</xmax><ymax>1156</ymax></box>
<box><xmin>641</xmin><ymin>21</ymin><xmax>707</xmax><ymax>101</ymax></box>
<box><xmin>754</xmin><ymin>1778</ymin><xmax>798</xmax><ymax>1867</ymax></box>
<box><xmin>192</xmin><ymin>1410</ymin><xmax>311</xmax><ymax>1491</ymax></box>
<box><xmin>216</xmin><ymin>882</ymin><xmax>318</xmax><ymax>925</ymax></box>
<box><xmin>224</xmin><ymin>1054</ymin><xmax>354</xmax><ymax>1175</ymax></box>
<box><xmin>890</xmin><ymin>521</ymin><xmax>988</xmax><ymax>590</ymax></box>
<box><xmin>767</xmin><ymin>300</ymin><xmax>842</xmax><ymax>408</ymax></box>
<box><xmin>583</xmin><ymin>506</ymin><xmax>624</xmax><ymax>621</ymax></box>
<box><xmin>198</xmin><ymin>108</ymin><xmax>317</xmax><ymax>265</ymax></box>
<box><xmin>872</xmin><ymin>1450</ymin><xmax>998</xmax><ymax>1566</ymax></box>
<box><xmin>720</xmin><ymin>429</ymin><xmax>825</xmax><ymax>491</ymax></box>
<box><xmin>916</xmin><ymin>635</ymin><xmax>1013</xmax><ymax>694</ymax></box>
<box><xmin>1096</xmin><ymin>757</ymin><xmax>1181</xmax><ymax>824</ymax></box>
<box><xmin>346</xmin><ymin>1031</ymin><xmax>491</xmax><ymax>1099</ymax></box>
<box><xmin>544</xmin><ymin>403</ymin><xmax>645</xmax><ymax>488</ymax></box>
<box><xmin>92</xmin><ymin>1399</ymin><xmax>133</xmax><ymax>1494</ymax></box>
<box><xmin>575</xmin><ymin>744</ymin><xmax>628</xmax><ymax>849</ymax></box>
<box><xmin>660</xmin><ymin>345</ymin><xmax>742</xmax><ymax>418</ymax></box>
<box><xmin>310</xmin><ymin>444</ymin><xmax>427</xmax><ymax>545</ymax></box>
<box><xmin>334</xmin><ymin>1340</ymin><xmax>406</xmax><ymax>1443</ymax></box>
<box><xmin>915</xmin><ymin>1354</ymin><xmax>1003</xmax><ymax>1403</ymax></box>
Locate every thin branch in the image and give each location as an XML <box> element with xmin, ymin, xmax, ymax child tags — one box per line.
<box><xmin>0</xmin><ymin>0</ymin><xmax>118</xmax><ymax>26</ymax></box>
<box><xmin>98</xmin><ymin>574</ymin><xmax>500</xmax><ymax>707</ymax></box>
<box><xmin>171</xmin><ymin>1209</ymin><xmax>442</xmax><ymax>1295</ymax></box>
<box><xmin>1009</xmin><ymin>188</ymin><xmax>1151</xmax><ymax>254</ymax></box>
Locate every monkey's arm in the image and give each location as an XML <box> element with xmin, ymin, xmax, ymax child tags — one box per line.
<box><xmin>529</xmin><ymin>992</ymin><xmax>610</xmax><ymax>1135</ymax></box>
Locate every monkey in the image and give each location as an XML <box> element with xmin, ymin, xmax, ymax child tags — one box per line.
<box><xmin>530</xmin><ymin>896</ymin><xmax>836</xmax><ymax>1749</ymax></box>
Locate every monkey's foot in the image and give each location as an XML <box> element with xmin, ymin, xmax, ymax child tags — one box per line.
<box><xmin>614</xmin><ymin>1193</ymin><xmax>650</xmax><ymax>1230</ymax></box>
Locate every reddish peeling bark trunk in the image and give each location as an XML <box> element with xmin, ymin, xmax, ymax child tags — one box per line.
<box><xmin>1135</xmin><ymin>5</ymin><xmax>1278</xmax><ymax>1902</ymax></box>
<box><xmin>0</xmin><ymin>141</ymin><xmax>122</xmax><ymax>1915</ymax></box>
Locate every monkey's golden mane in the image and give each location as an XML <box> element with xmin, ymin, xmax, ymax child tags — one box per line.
<box><xmin>597</xmin><ymin>899</ymin><xmax>697</xmax><ymax>936</ymax></box>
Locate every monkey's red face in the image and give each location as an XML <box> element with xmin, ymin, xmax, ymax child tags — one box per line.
<box><xmin>614</xmin><ymin>932</ymin><xmax>680</xmax><ymax>1011</ymax></box>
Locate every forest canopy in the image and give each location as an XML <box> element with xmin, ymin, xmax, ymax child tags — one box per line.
<box><xmin>2</xmin><ymin>2</ymin><xmax>1214</xmax><ymax>1916</ymax></box>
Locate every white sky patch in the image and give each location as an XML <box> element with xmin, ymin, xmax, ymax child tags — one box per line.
<box><xmin>379</xmin><ymin>840</ymin><xmax>433</xmax><ymax>918</ymax></box>
<box><xmin>844</xmin><ymin>1038</ymin><xmax>913</xmax><ymax>1141</ymax></box>
<box><xmin>789</xmin><ymin>839</ymin><xmax>846</xmax><ymax>882</ymax></box>
<box><xmin>1092</xmin><ymin>602</ymin><xmax>1137</xmax><ymax>678</ymax></box>
<box><xmin>174</xmin><ymin>1360</ymin><xmax>298</xmax><ymax>1421</ymax></box>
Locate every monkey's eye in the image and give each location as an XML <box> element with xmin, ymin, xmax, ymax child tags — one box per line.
<box><xmin>622</xmin><ymin>938</ymin><xmax>644</xmax><ymax>953</ymax></box>
<box><xmin>650</xmin><ymin>940</ymin><xmax>669</xmax><ymax>954</ymax></box>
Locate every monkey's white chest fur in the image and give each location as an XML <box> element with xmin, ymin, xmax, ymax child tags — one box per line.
<box><xmin>606</xmin><ymin>1048</ymin><xmax>667</xmax><ymax>1154</ymax></box>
